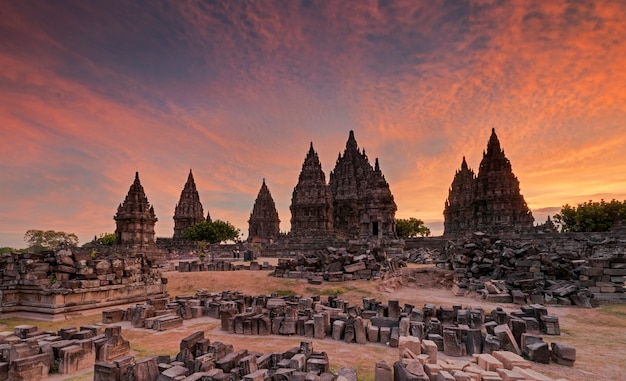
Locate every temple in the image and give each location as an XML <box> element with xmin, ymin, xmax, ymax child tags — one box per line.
<box><xmin>329</xmin><ymin>131</ymin><xmax>397</xmax><ymax>240</ymax></box>
<box><xmin>247</xmin><ymin>179</ymin><xmax>281</xmax><ymax>242</ymax></box>
<box><xmin>173</xmin><ymin>169</ymin><xmax>206</xmax><ymax>240</ymax></box>
<box><xmin>444</xmin><ymin>129</ymin><xmax>534</xmax><ymax>236</ymax></box>
<box><xmin>114</xmin><ymin>172</ymin><xmax>158</xmax><ymax>246</ymax></box>
<box><xmin>443</xmin><ymin>157</ymin><xmax>476</xmax><ymax>235</ymax></box>
<box><xmin>289</xmin><ymin>143</ymin><xmax>334</xmax><ymax>236</ymax></box>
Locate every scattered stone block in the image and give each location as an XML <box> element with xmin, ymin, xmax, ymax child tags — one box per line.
<box><xmin>476</xmin><ymin>354</ymin><xmax>503</xmax><ymax>372</ymax></box>
<box><xmin>550</xmin><ymin>343</ymin><xmax>575</xmax><ymax>367</ymax></box>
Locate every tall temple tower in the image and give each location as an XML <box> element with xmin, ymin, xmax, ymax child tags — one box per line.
<box><xmin>329</xmin><ymin>130</ymin><xmax>397</xmax><ymax>240</ymax></box>
<box><xmin>443</xmin><ymin>157</ymin><xmax>476</xmax><ymax>235</ymax></box>
<box><xmin>247</xmin><ymin>179</ymin><xmax>280</xmax><ymax>242</ymax></box>
<box><xmin>443</xmin><ymin>129</ymin><xmax>534</xmax><ymax>235</ymax></box>
<box><xmin>473</xmin><ymin>128</ymin><xmax>534</xmax><ymax>232</ymax></box>
<box><xmin>329</xmin><ymin>130</ymin><xmax>374</xmax><ymax>238</ymax></box>
<box><xmin>290</xmin><ymin>143</ymin><xmax>333</xmax><ymax>236</ymax></box>
<box><xmin>173</xmin><ymin>169</ymin><xmax>206</xmax><ymax>240</ymax></box>
<box><xmin>114</xmin><ymin>172</ymin><xmax>158</xmax><ymax>245</ymax></box>
<box><xmin>360</xmin><ymin>158</ymin><xmax>397</xmax><ymax>240</ymax></box>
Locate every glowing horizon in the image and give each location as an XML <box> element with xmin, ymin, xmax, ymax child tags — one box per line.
<box><xmin>1</xmin><ymin>1</ymin><xmax>626</xmax><ymax>248</ymax></box>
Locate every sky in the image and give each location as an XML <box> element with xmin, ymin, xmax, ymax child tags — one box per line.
<box><xmin>1</xmin><ymin>0</ymin><xmax>626</xmax><ymax>248</ymax></box>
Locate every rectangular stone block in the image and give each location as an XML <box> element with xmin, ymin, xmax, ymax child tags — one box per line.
<box><xmin>492</xmin><ymin>351</ymin><xmax>530</xmax><ymax>370</ymax></box>
<box><xmin>477</xmin><ymin>354</ymin><xmax>503</xmax><ymax>372</ymax></box>
<box><xmin>421</xmin><ymin>339</ymin><xmax>438</xmax><ymax>364</ymax></box>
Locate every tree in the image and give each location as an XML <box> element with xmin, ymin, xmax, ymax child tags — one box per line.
<box><xmin>395</xmin><ymin>218</ymin><xmax>431</xmax><ymax>238</ymax></box>
<box><xmin>183</xmin><ymin>220</ymin><xmax>241</xmax><ymax>244</ymax></box>
<box><xmin>0</xmin><ymin>247</ymin><xmax>28</xmax><ymax>254</ymax></box>
<box><xmin>553</xmin><ymin>199</ymin><xmax>626</xmax><ymax>232</ymax></box>
<box><xmin>24</xmin><ymin>229</ymin><xmax>79</xmax><ymax>252</ymax></box>
<box><xmin>95</xmin><ymin>233</ymin><xmax>116</xmax><ymax>246</ymax></box>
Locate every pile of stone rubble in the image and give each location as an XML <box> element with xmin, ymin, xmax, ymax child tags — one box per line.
<box><xmin>444</xmin><ymin>233</ymin><xmax>626</xmax><ymax>306</ymax></box>
<box><xmin>94</xmin><ymin>330</ymin><xmax>355</xmax><ymax>381</ymax></box>
<box><xmin>0</xmin><ymin>249</ymin><xmax>163</xmax><ymax>290</ymax></box>
<box><xmin>272</xmin><ymin>247</ymin><xmax>406</xmax><ymax>283</ymax></box>
<box><xmin>0</xmin><ymin>324</ymin><xmax>130</xmax><ymax>380</ymax></box>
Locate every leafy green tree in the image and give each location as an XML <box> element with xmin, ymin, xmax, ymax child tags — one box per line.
<box><xmin>395</xmin><ymin>217</ymin><xmax>431</xmax><ymax>238</ymax></box>
<box><xmin>24</xmin><ymin>229</ymin><xmax>79</xmax><ymax>251</ymax></box>
<box><xmin>95</xmin><ymin>233</ymin><xmax>116</xmax><ymax>246</ymax></box>
<box><xmin>183</xmin><ymin>220</ymin><xmax>241</xmax><ymax>244</ymax></box>
<box><xmin>0</xmin><ymin>247</ymin><xmax>28</xmax><ymax>254</ymax></box>
<box><xmin>553</xmin><ymin>199</ymin><xmax>626</xmax><ymax>232</ymax></box>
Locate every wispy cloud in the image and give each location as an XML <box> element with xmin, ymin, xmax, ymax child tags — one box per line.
<box><xmin>0</xmin><ymin>0</ymin><xmax>625</xmax><ymax>246</ymax></box>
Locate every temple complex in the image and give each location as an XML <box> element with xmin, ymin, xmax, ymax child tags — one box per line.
<box><xmin>329</xmin><ymin>131</ymin><xmax>397</xmax><ymax>240</ymax></box>
<box><xmin>289</xmin><ymin>143</ymin><xmax>334</xmax><ymax>236</ymax></box>
<box><xmin>114</xmin><ymin>172</ymin><xmax>158</xmax><ymax>246</ymax></box>
<box><xmin>444</xmin><ymin>129</ymin><xmax>534</xmax><ymax>236</ymax></box>
<box><xmin>247</xmin><ymin>179</ymin><xmax>281</xmax><ymax>242</ymax></box>
<box><xmin>173</xmin><ymin>169</ymin><xmax>206</xmax><ymax>240</ymax></box>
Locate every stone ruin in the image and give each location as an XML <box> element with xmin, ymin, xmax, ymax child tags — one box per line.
<box><xmin>444</xmin><ymin>129</ymin><xmax>534</xmax><ymax>236</ymax></box>
<box><xmin>272</xmin><ymin>246</ymin><xmax>406</xmax><ymax>283</ymax></box>
<box><xmin>0</xmin><ymin>323</ymin><xmax>130</xmax><ymax>381</ymax></box>
<box><xmin>101</xmin><ymin>290</ymin><xmax>575</xmax><ymax>381</ymax></box>
<box><xmin>94</xmin><ymin>330</ymin><xmax>353</xmax><ymax>381</ymax></box>
<box><xmin>440</xmin><ymin>232</ymin><xmax>626</xmax><ymax>306</ymax></box>
<box><xmin>0</xmin><ymin>248</ymin><xmax>167</xmax><ymax>319</ymax></box>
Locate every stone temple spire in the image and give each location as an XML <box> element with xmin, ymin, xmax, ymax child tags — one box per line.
<box><xmin>329</xmin><ymin>130</ymin><xmax>374</xmax><ymax>237</ymax></box>
<box><xmin>443</xmin><ymin>156</ymin><xmax>476</xmax><ymax>236</ymax></box>
<box><xmin>474</xmin><ymin>128</ymin><xmax>534</xmax><ymax>232</ymax></box>
<box><xmin>247</xmin><ymin>179</ymin><xmax>280</xmax><ymax>242</ymax></box>
<box><xmin>114</xmin><ymin>172</ymin><xmax>158</xmax><ymax>245</ymax></box>
<box><xmin>361</xmin><ymin>157</ymin><xmax>397</xmax><ymax>240</ymax></box>
<box><xmin>173</xmin><ymin>169</ymin><xmax>205</xmax><ymax>240</ymax></box>
<box><xmin>290</xmin><ymin>142</ymin><xmax>333</xmax><ymax>236</ymax></box>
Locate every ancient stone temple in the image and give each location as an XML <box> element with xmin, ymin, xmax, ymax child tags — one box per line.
<box><xmin>290</xmin><ymin>143</ymin><xmax>333</xmax><ymax>236</ymax></box>
<box><xmin>329</xmin><ymin>131</ymin><xmax>397</xmax><ymax>240</ymax></box>
<box><xmin>360</xmin><ymin>158</ymin><xmax>397</xmax><ymax>240</ymax></box>
<box><xmin>443</xmin><ymin>129</ymin><xmax>534</xmax><ymax>236</ymax></box>
<box><xmin>443</xmin><ymin>157</ymin><xmax>476</xmax><ymax>235</ymax></box>
<box><xmin>474</xmin><ymin>128</ymin><xmax>534</xmax><ymax>232</ymax></box>
<box><xmin>114</xmin><ymin>172</ymin><xmax>158</xmax><ymax>246</ymax></box>
<box><xmin>248</xmin><ymin>179</ymin><xmax>280</xmax><ymax>242</ymax></box>
<box><xmin>173</xmin><ymin>169</ymin><xmax>206</xmax><ymax>240</ymax></box>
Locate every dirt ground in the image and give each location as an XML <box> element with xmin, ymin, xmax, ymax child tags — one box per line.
<box><xmin>3</xmin><ymin>261</ymin><xmax>626</xmax><ymax>381</ymax></box>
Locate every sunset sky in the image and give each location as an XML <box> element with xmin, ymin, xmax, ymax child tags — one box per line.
<box><xmin>2</xmin><ymin>0</ymin><xmax>626</xmax><ymax>248</ymax></box>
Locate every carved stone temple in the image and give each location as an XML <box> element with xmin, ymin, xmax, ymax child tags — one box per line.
<box><xmin>247</xmin><ymin>179</ymin><xmax>281</xmax><ymax>242</ymax></box>
<box><xmin>173</xmin><ymin>169</ymin><xmax>208</xmax><ymax>240</ymax></box>
<box><xmin>114</xmin><ymin>172</ymin><xmax>158</xmax><ymax>246</ymax></box>
<box><xmin>329</xmin><ymin>130</ymin><xmax>397</xmax><ymax>240</ymax></box>
<box><xmin>444</xmin><ymin>128</ymin><xmax>534</xmax><ymax>236</ymax></box>
<box><xmin>289</xmin><ymin>143</ymin><xmax>334</xmax><ymax>236</ymax></box>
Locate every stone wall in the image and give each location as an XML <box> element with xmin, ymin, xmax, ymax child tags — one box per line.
<box><xmin>0</xmin><ymin>248</ymin><xmax>168</xmax><ymax>320</ymax></box>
